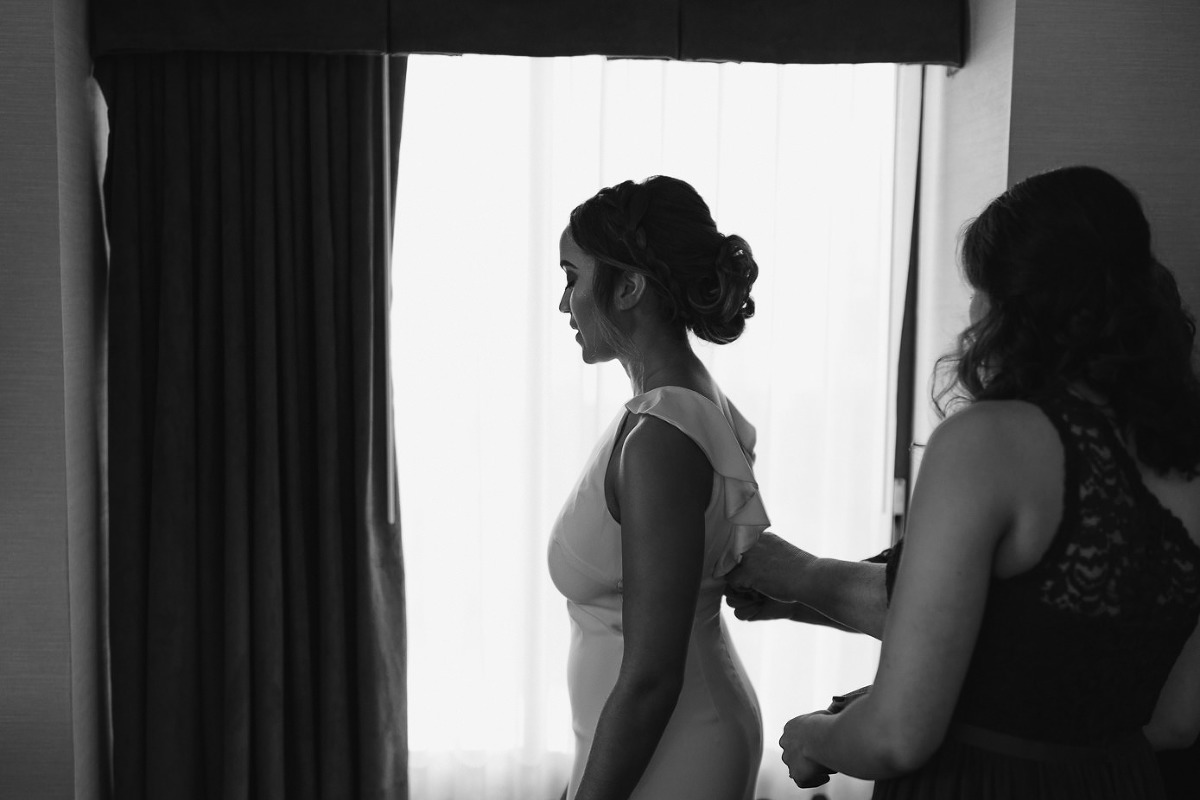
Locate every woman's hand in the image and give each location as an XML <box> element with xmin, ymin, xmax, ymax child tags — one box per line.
<box><xmin>727</xmin><ymin>538</ymin><xmax>889</xmax><ymax>635</ymax></box>
<box><xmin>725</xmin><ymin>532</ymin><xmax>814</xmax><ymax>602</ymax></box>
<box><xmin>780</xmin><ymin>711</ymin><xmax>836</xmax><ymax>788</ymax></box>
<box><xmin>784</xmin><ymin>755</ymin><xmax>834</xmax><ymax>789</ymax></box>
<box><xmin>723</xmin><ymin>587</ymin><xmax>797</xmax><ymax>621</ymax></box>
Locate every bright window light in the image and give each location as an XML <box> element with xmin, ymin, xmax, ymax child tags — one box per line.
<box><xmin>392</xmin><ymin>53</ymin><xmax>901</xmax><ymax>800</ymax></box>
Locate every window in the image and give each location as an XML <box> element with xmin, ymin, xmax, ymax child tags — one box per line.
<box><xmin>392</xmin><ymin>54</ymin><xmax>907</xmax><ymax>800</ymax></box>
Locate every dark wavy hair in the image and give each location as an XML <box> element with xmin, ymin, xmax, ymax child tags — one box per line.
<box><xmin>934</xmin><ymin>165</ymin><xmax>1200</xmax><ymax>476</ymax></box>
<box><xmin>568</xmin><ymin>175</ymin><xmax>758</xmax><ymax>346</ymax></box>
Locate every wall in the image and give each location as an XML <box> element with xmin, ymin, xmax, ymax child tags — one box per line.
<box><xmin>0</xmin><ymin>0</ymin><xmax>103</xmax><ymax>796</ymax></box>
<box><xmin>913</xmin><ymin>0</ymin><xmax>1200</xmax><ymax>442</ymax></box>
<box><xmin>1008</xmin><ymin>0</ymin><xmax>1200</xmax><ymax>315</ymax></box>
<box><xmin>912</xmin><ymin>0</ymin><xmax>1016</xmax><ymax>444</ymax></box>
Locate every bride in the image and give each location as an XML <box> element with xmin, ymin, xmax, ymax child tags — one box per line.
<box><xmin>547</xmin><ymin>175</ymin><xmax>769</xmax><ymax>800</ymax></box>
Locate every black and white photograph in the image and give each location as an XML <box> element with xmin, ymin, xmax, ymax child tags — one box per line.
<box><xmin>3</xmin><ymin>2</ymin><xmax>1199</xmax><ymax>799</ymax></box>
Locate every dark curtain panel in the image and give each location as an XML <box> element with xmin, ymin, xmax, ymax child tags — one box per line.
<box><xmin>892</xmin><ymin>73</ymin><xmax>925</xmax><ymax>545</ymax></box>
<box><xmin>97</xmin><ymin>52</ymin><xmax>408</xmax><ymax>800</ymax></box>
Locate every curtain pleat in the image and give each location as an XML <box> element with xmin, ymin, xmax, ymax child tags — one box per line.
<box><xmin>99</xmin><ymin>51</ymin><xmax>408</xmax><ymax>800</ymax></box>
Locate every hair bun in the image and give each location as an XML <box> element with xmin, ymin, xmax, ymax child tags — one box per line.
<box><xmin>569</xmin><ymin>175</ymin><xmax>762</xmax><ymax>347</ymax></box>
<box><xmin>683</xmin><ymin>235</ymin><xmax>759</xmax><ymax>344</ymax></box>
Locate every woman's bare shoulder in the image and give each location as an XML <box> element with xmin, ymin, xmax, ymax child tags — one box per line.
<box><xmin>927</xmin><ymin>400</ymin><xmax>1056</xmax><ymax>459</ymax></box>
<box><xmin>923</xmin><ymin>401</ymin><xmax>1063</xmax><ymax>512</ymax></box>
<box><xmin>620</xmin><ymin>413</ymin><xmax>706</xmax><ymax>470</ymax></box>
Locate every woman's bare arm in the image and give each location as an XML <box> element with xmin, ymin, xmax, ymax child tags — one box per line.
<box><xmin>790</xmin><ymin>556</ymin><xmax>887</xmax><ymax>638</ymax></box>
<box><xmin>789</xmin><ymin>599</ymin><xmax>876</xmax><ymax>634</ymax></box>
<box><xmin>1144</xmin><ymin>621</ymin><xmax>1200</xmax><ymax>750</ymax></box>
<box><xmin>725</xmin><ymin>533</ymin><xmax>888</xmax><ymax>638</ymax></box>
<box><xmin>782</xmin><ymin>403</ymin><xmax>1022</xmax><ymax>778</ymax></box>
<box><xmin>572</xmin><ymin>415</ymin><xmax>711</xmax><ymax>800</ymax></box>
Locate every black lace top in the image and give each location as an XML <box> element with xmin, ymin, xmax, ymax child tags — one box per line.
<box><xmin>886</xmin><ymin>391</ymin><xmax>1200</xmax><ymax>744</ymax></box>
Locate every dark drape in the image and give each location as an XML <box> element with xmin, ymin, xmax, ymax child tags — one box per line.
<box><xmin>93</xmin><ymin>0</ymin><xmax>967</xmax><ymax>66</ymax></box>
<box><xmin>98</xmin><ymin>52</ymin><xmax>408</xmax><ymax>800</ymax></box>
<box><xmin>679</xmin><ymin>0</ymin><xmax>965</xmax><ymax>64</ymax></box>
<box><xmin>892</xmin><ymin>72</ymin><xmax>925</xmax><ymax>545</ymax></box>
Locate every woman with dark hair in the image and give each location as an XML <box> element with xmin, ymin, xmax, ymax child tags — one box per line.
<box><xmin>727</xmin><ymin>165</ymin><xmax>1200</xmax><ymax>797</ymax></box>
<box><xmin>547</xmin><ymin>175</ymin><xmax>768</xmax><ymax>800</ymax></box>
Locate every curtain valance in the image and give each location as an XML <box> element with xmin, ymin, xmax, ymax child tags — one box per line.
<box><xmin>680</xmin><ymin>0</ymin><xmax>964</xmax><ymax>65</ymax></box>
<box><xmin>93</xmin><ymin>0</ymin><xmax>965</xmax><ymax>65</ymax></box>
<box><xmin>93</xmin><ymin>0</ymin><xmax>393</xmax><ymax>55</ymax></box>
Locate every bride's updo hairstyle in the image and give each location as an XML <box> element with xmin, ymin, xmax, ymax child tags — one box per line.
<box><xmin>568</xmin><ymin>175</ymin><xmax>758</xmax><ymax>346</ymax></box>
<box><xmin>935</xmin><ymin>165</ymin><xmax>1200</xmax><ymax>476</ymax></box>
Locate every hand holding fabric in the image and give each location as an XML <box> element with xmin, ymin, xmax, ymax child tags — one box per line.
<box><xmin>724</xmin><ymin>531</ymin><xmax>813</xmax><ymax>602</ymax></box>
<box><xmin>722</xmin><ymin>587</ymin><xmax>797</xmax><ymax>621</ymax></box>
<box><xmin>779</xmin><ymin>711</ymin><xmax>837</xmax><ymax>788</ymax></box>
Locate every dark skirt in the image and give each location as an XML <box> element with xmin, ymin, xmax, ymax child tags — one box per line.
<box><xmin>872</xmin><ymin>724</ymin><xmax>1166</xmax><ymax>800</ymax></box>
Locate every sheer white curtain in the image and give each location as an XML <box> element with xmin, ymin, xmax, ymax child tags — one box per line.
<box><xmin>392</xmin><ymin>54</ymin><xmax>912</xmax><ymax>800</ymax></box>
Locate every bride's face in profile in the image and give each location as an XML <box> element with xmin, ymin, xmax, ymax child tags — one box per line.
<box><xmin>559</xmin><ymin>227</ymin><xmax>614</xmax><ymax>364</ymax></box>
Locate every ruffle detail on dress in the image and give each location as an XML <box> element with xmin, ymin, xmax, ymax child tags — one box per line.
<box><xmin>711</xmin><ymin>474</ymin><xmax>770</xmax><ymax>578</ymax></box>
<box><xmin>625</xmin><ymin>386</ymin><xmax>771</xmax><ymax>578</ymax></box>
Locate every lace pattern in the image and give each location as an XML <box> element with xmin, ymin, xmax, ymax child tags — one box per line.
<box><xmin>1035</xmin><ymin>396</ymin><xmax>1200</xmax><ymax>621</ymax></box>
<box><xmin>887</xmin><ymin>391</ymin><xmax>1200</xmax><ymax>742</ymax></box>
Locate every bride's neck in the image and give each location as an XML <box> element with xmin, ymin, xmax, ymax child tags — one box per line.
<box><xmin>622</xmin><ymin>337</ymin><xmax>703</xmax><ymax>396</ymax></box>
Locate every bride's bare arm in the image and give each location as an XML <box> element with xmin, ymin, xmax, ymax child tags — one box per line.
<box><xmin>573</xmin><ymin>415</ymin><xmax>711</xmax><ymax>800</ymax></box>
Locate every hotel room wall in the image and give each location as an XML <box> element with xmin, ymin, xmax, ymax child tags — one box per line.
<box><xmin>1008</xmin><ymin>0</ymin><xmax>1200</xmax><ymax>319</ymax></box>
<box><xmin>911</xmin><ymin>0</ymin><xmax>1016</xmax><ymax>451</ymax></box>
<box><xmin>913</xmin><ymin>0</ymin><xmax>1200</xmax><ymax>451</ymax></box>
<box><xmin>0</xmin><ymin>0</ymin><xmax>103</xmax><ymax>796</ymax></box>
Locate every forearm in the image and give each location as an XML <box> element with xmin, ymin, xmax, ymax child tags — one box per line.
<box><xmin>1143</xmin><ymin>721</ymin><xmax>1199</xmax><ymax>751</ymax></box>
<box><xmin>790</xmin><ymin>701</ymin><xmax>911</xmax><ymax>780</ymax></box>
<box><xmin>1144</xmin><ymin>623</ymin><xmax>1200</xmax><ymax>751</ymax></box>
<box><xmin>788</xmin><ymin>602</ymin><xmax>867</xmax><ymax>634</ymax></box>
<box><xmin>574</xmin><ymin>677</ymin><xmax>681</xmax><ymax>800</ymax></box>
<box><xmin>1143</xmin><ymin>700</ymin><xmax>1200</xmax><ymax>751</ymax></box>
<box><xmin>790</xmin><ymin>558</ymin><xmax>887</xmax><ymax>639</ymax></box>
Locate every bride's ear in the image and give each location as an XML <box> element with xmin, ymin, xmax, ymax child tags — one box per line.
<box><xmin>613</xmin><ymin>271</ymin><xmax>647</xmax><ymax>312</ymax></box>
